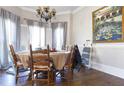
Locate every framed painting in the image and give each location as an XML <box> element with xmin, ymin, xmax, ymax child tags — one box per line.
<box><xmin>92</xmin><ymin>6</ymin><xmax>124</xmax><ymax>43</ymax></box>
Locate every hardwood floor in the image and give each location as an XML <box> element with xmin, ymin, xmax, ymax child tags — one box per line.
<box><xmin>0</xmin><ymin>67</ymin><xmax>124</xmax><ymax>86</ymax></box>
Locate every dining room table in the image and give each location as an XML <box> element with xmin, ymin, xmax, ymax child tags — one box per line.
<box><xmin>16</xmin><ymin>50</ymin><xmax>70</xmax><ymax>71</ymax></box>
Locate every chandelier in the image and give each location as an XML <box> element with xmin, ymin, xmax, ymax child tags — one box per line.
<box><xmin>36</xmin><ymin>6</ymin><xmax>56</xmax><ymax>22</ymax></box>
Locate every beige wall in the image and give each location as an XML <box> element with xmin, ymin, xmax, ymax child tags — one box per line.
<box><xmin>71</xmin><ymin>6</ymin><xmax>124</xmax><ymax>70</ymax></box>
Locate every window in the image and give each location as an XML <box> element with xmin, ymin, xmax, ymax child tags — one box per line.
<box><xmin>5</xmin><ymin>19</ymin><xmax>16</xmax><ymax>46</ymax></box>
<box><xmin>31</xmin><ymin>25</ymin><xmax>40</xmax><ymax>49</ymax></box>
<box><xmin>5</xmin><ymin>18</ymin><xmax>18</xmax><ymax>63</ymax></box>
<box><xmin>40</xmin><ymin>27</ymin><xmax>45</xmax><ymax>47</ymax></box>
<box><xmin>20</xmin><ymin>25</ymin><xmax>29</xmax><ymax>50</ymax></box>
<box><xmin>0</xmin><ymin>8</ymin><xmax>20</xmax><ymax>69</ymax></box>
<box><xmin>20</xmin><ymin>21</ymin><xmax>46</xmax><ymax>50</ymax></box>
<box><xmin>55</xmin><ymin>27</ymin><xmax>64</xmax><ymax>50</ymax></box>
<box><xmin>29</xmin><ymin>22</ymin><xmax>45</xmax><ymax>50</ymax></box>
<box><xmin>52</xmin><ymin>22</ymin><xmax>67</xmax><ymax>51</ymax></box>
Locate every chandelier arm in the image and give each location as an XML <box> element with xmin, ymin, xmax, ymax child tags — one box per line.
<box><xmin>36</xmin><ymin>6</ymin><xmax>56</xmax><ymax>22</ymax></box>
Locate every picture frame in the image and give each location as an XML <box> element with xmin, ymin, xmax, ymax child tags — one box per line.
<box><xmin>92</xmin><ymin>6</ymin><xmax>124</xmax><ymax>43</ymax></box>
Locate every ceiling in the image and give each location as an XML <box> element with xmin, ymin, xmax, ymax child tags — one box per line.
<box><xmin>19</xmin><ymin>6</ymin><xmax>79</xmax><ymax>14</ymax></box>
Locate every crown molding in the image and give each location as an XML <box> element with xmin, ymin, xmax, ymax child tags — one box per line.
<box><xmin>19</xmin><ymin>6</ymin><xmax>84</xmax><ymax>16</ymax></box>
<box><xmin>56</xmin><ymin>11</ymin><xmax>71</xmax><ymax>15</ymax></box>
<box><xmin>72</xmin><ymin>6</ymin><xmax>85</xmax><ymax>14</ymax></box>
<box><xmin>19</xmin><ymin>6</ymin><xmax>36</xmax><ymax>13</ymax></box>
<box><xmin>19</xmin><ymin>6</ymin><xmax>72</xmax><ymax>16</ymax></box>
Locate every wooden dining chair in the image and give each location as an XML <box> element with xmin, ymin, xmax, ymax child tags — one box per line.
<box><xmin>54</xmin><ymin>46</ymin><xmax>75</xmax><ymax>79</ymax></box>
<box><xmin>9</xmin><ymin>44</ymin><xmax>29</xmax><ymax>83</ymax></box>
<box><xmin>33</xmin><ymin>48</ymin><xmax>50</xmax><ymax>54</ymax></box>
<box><xmin>29</xmin><ymin>44</ymin><xmax>54</xmax><ymax>85</ymax></box>
<box><xmin>64</xmin><ymin>46</ymin><xmax>75</xmax><ymax>71</ymax></box>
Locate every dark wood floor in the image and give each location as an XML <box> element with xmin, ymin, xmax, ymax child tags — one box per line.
<box><xmin>0</xmin><ymin>67</ymin><xmax>124</xmax><ymax>86</ymax></box>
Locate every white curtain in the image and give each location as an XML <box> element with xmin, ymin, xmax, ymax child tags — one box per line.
<box><xmin>52</xmin><ymin>22</ymin><xmax>67</xmax><ymax>50</ymax></box>
<box><xmin>27</xmin><ymin>20</ymin><xmax>46</xmax><ymax>50</ymax></box>
<box><xmin>0</xmin><ymin>8</ymin><xmax>20</xmax><ymax>69</ymax></box>
<box><xmin>20</xmin><ymin>24</ymin><xmax>29</xmax><ymax>50</ymax></box>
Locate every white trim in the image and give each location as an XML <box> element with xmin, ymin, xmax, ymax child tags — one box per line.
<box><xmin>56</xmin><ymin>11</ymin><xmax>71</xmax><ymax>15</ymax></box>
<box><xmin>92</xmin><ymin>62</ymin><xmax>124</xmax><ymax>79</ymax></box>
<box><xmin>72</xmin><ymin>6</ymin><xmax>85</xmax><ymax>14</ymax></box>
<box><xmin>19</xmin><ymin>6</ymin><xmax>36</xmax><ymax>13</ymax></box>
<box><xmin>19</xmin><ymin>6</ymin><xmax>72</xmax><ymax>15</ymax></box>
<box><xmin>19</xmin><ymin>6</ymin><xmax>86</xmax><ymax>15</ymax></box>
<box><xmin>19</xmin><ymin>6</ymin><xmax>84</xmax><ymax>15</ymax></box>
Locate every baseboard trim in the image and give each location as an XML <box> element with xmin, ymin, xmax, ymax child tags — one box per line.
<box><xmin>92</xmin><ymin>62</ymin><xmax>124</xmax><ymax>79</ymax></box>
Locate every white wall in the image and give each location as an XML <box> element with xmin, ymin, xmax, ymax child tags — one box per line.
<box><xmin>71</xmin><ymin>6</ymin><xmax>124</xmax><ymax>74</ymax></box>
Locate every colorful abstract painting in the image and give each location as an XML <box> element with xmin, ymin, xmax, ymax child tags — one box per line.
<box><xmin>92</xmin><ymin>6</ymin><xmax>124</xmax><ymax>43</ymax></box>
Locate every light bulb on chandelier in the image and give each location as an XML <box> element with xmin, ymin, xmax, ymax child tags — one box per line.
<box><xmin>36</xmin><ymin>6</ymin><xmax>56</xmax><ymax>22</ymax></box>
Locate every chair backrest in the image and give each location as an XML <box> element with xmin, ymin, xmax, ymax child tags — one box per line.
<box><xmin>33</xmin><ymin>49</ymin><xmax>48</xmax><ymax>54</ymax></box>
<box><xmin>47</xmin><ymin>45</ymin><xmax>50</xmax><ymax>59</ymax></box>
<box><xmin>9</xmin><ymin>45</ymin><xmax>18</xmax><ymax>66</ymax></box>
<box><xmin>29</xmin><ymin>44</ymin><xmax>33</xmax><ymax>69</ymax></box>
<box><xmin>34</xmin><ymin>45</ymin><xmax>50</xmax><ymax>54</ymax></box>
<box><xmin>65</xmin><ymin>46</ymin><xmax>75</xmax><ymax>67</ymax></box>
<box><xmin>29</xmin><ymin>44</ymin><xmax>51</xmax><ymax>69</ymax></box>
<box><xmin>70</xmin><ymin>46</ymin><xmax>75</xmax><ymax>64</ymax></box>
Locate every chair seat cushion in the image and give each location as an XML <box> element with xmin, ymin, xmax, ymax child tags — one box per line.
<box><xmin>34</xmin><ymin>65</ymin><xmax>49</xmax><ymax>69</ymax></box>
<box><xmin>18</xmin><ymin>67</ymin><xmax>29</xmax><ymax>72</ymax></box>
<box><xmin>33</xmin><ymin>66</ymin><xmax>51</xmax><ymax>71</ymax></box>
<box><xmin>17</xmin><ymin>61</ymin><xmax>23</xmax><ymax>66</ymax></box>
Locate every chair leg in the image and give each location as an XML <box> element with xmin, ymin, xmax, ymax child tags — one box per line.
<box><xmin>16</xmin><ymin>77</ymin><xmax>18</xmax><ymax>84</ymax></box>
<box><xmin>49</xmin><ymin>70</ymin><xmax>54</xmax><ymax>83</ymax></box>
<box><xmin>71</xmin><ymin>68</ymin><xmax>73</xmax><ymax>75</ymax></box>
<box><xmin>28</xmin><ymin>69</ymin><xmax>32</xmax><ymax>80</ymax></box>
<box><xmin>32</xmin><ymin>71</ymin><xmax>34</xmax><ymax>85</ymax></box>
<box><xmin>16</xmin><ymin>67</ymin><xmax>19</xmax><ymax>84</ymax></box>
<box><xmin>52</xmin><ymin>71</ymin><xmax>54</xmax><ymax>82</ymax></box>
<box><xmin>48</xmin><ymin>71</ymin><xmax>50</xmax><ymax>84</ymax></box>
